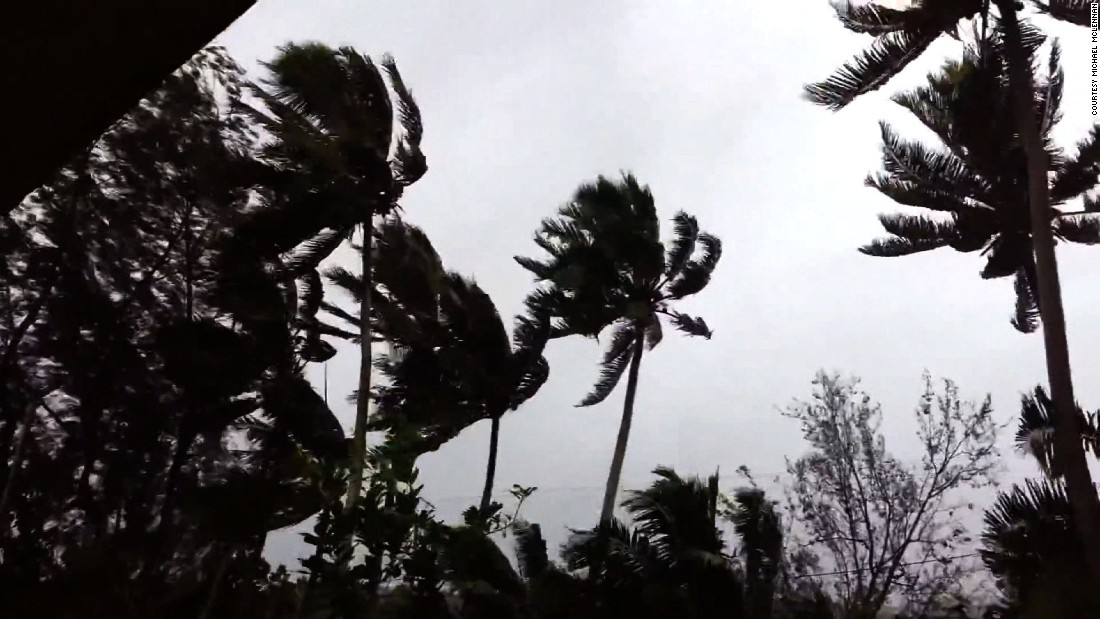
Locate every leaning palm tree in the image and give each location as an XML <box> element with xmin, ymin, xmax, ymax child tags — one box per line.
<box><xmin>807</xmin><ymin>1</ymin><xmax>1100</xmax><ymax>577</ymax></box>
<box><xmin>515</xmin><ymin>174</ymin><xmax>722</xmax><ymax>525</ymax></box>
<box><xmin>859</xmin><ymin>31</ymin><xmax>1100</xmax><ymax>333</ymax></box>
<box><xmin>324</xmin><ymin>219</ymin><xmax>551</xmax><ymax>516</ymax></box>
<box><xmin>378</xmin><ymin>282</ymin><xmax>550</xmax><ymax>517</ymax></box>
<box><xmin>241</xmin><ymin>43</ymin><xmax>427</xmax><ymax>522</ymax></box>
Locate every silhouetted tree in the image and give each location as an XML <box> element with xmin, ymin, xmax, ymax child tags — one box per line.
<box><xmin>516</xmin><ymin>174</ymin><xmax>722</xmax><ymax>525</ymax></box>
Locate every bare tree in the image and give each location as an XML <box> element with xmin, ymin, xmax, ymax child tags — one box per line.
<box><xmin>782</xmin><ymin>372</ymin><xmax>1001</xmax><ymax>619</ymax></box>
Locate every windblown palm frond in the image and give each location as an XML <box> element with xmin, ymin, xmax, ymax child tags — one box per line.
<box><xmin>1015</xmin><ymin>386</ymin><xmax>1100</xmax><ymax>477</ymax></box>
<box><xmin>804</xmin><ymin>0</ymin><xmax>985</xmax><ymax>110</ymax></box>
<box><xmin>980</xmin><ymin>478</ymin><xmax>1096</xmax><ymax>614</ymax></box>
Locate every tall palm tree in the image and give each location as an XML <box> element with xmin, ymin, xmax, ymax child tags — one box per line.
<box><xmin>859</xmin><ymin>31</ymin><xmax>1100</xmax><ymax>332</ymax></box>
<box><xmin>515</xmin><ymin>174</ymin><xmax>722</xmax><ymax>524</ymax></box>
<box><xmin>806</xmin><ymin>1</ymin><xmax>1100</xmax><ymax>578</ymax></box>
<box><xmin>241</xmin><ymin>43</ymin><xmax>426</xmax><ymax>523</ymax></box>
<box><xmin>326</xmin><ymin>219</ymin><xmax>551</xmax><ymax>516</ymax></box>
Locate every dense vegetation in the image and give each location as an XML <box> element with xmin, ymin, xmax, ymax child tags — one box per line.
<box><xmin>2</xmin><ymin>1</ymin><xmax>1100</xmax><ymax>618</ymax></box>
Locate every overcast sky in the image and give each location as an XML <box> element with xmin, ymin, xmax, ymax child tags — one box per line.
<box><xmin>216</xmin><ymin>1</ymin><xmax>1100</xmax><ymax>566</ymax></box>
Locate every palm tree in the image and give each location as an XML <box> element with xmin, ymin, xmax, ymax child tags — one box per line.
<box><xmin>562</xmin><ymin>467</ymin><xmax>742</xmax><ymax>619</ymax></box>
<box><xmin>859</xmin><ymin>31</ymin><xmax>1100</xmax><ymax>332</ymax></box>
<box><xmin>727</xmin><ymin>488</ymin><xmax>784</xmax><ymax>619</ymax></box>
<box><xmin>515</xmin><ymin>174</ymin><xmax>722</xmax><ymax>524</ymax></box>
<box><xmin>241</xmin><ymin>43</ymin><xmax>426</xmax><ymax>523</ymax></box>
<box><xmin>982</xmin><ymin>384</ymin><xmax>1100</xmax><ymax>617</ymax></box>
<box><xmin>325</xmin><ymin>219</ymin><xmax>551</xmax><ymax>517</ymax></box>
<box><xmin>981</xmin><ymin>480</ymin><xmax>1097</xmax><ymax>617</ymax></box>
<box><xmin>806</xmin><ymin>1</ymin><xmax>1100</xmax><ymax>578</ymax></box>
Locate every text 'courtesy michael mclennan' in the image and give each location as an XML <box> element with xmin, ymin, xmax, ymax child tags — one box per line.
<box><xmin>1093</xmin><ymin>2</ymin><xmax>1099</xmax><ymax>115</ymax></box>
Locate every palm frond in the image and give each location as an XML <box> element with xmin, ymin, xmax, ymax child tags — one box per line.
<box><xmin>877</xmin><ymin>121</ymin><xmax>984</xmax><ymax>197</ymax></box>
<box><xmin>261</xmin><ymin>373</ymin><xmax>348</xmax><ymax>461</ymax></box>
<box><xmin>578</xmin><ymin>322</ymin><xmax>638</xmax><ymax>407</ymax></box>
<box><xmin>865</xmin><ymin>174</ymin><xmax>990</xmax><ymax>214</ymax></box>
<box><xmin>664</xmin><ymin>211</ymin><xmax>699</xmax><ymax>280</ymax></box>
<box><xmin>623</xmin><ymin>466</ymin><xmax>725</xmax><ymax>560</ymax></box>
<box><xmin>665</xmin><ymin>310</ymin><xmax>713</xmax><ymax>339</ymax></box>
<box><xmin>1010</xmin><ymin>269</ymin><xmax>1041</xmax><ymax>334</ymax></box>
<box><xmin>513</xmin><ymin>520</ymin><xmax>551</xmax><ymax>579</ymax></box>
<box><xmin>1052</xmin><ymin>125</ymin><xmax>1100</xmax><ymax>202</ymax></box>
<box><xmin>510</xmin><ymin>356</ymin><xmax>549</xmax><ymax>411</ymax></box>
<box><xmin>380</xmin><ymin>54</ymin><xmax>428</xmax><ymax>187</ymax></box>
<box><xmin>1033</xmin><ymin>0</ymin><xmax>1093</xmax><ymax>27</ymax></box>
<box><xmin>562</xmin><ymin>518</ymin><xmax>661</xmax><ymax>586</ymax></box>
<box><xmin>804</xmin><ymin>29</ymin><xmax>940</xmax><ymax>110</ymax></box>
<box><xmin>1037</xmin><ymin>41</ymin><xmax>1064</xmax><ymax>141</ymax></box>
<box><xmin>298</xmin><ymin>269</ymin><xmax>323</xmax><ymax>322</ymax></box>
<box><xmin>859</xmin><ymin>235</ymin><xmax>952</xmax><ymax>257</ymax></box>
<box><xmin>664</xmin><ymin>233</ymin><xmax>722</xmax><ymax>300</ymax></box>
<box><xmin>282</xmin><ymin>227</ymin><xmax>347</xmax><ymax>277</ymax></box>
<box><xmin>1053</xmin><ymin>215</ymin><xmax>1100</xmax><ymax>244</ymax></box>
<box><xmin>878</xmin><ymin>212</ymin><xmax>959</xmax><ymax>241</ymax></box>
<box><xmin>644</xmin><ymin>318</ymin><xmax>664</xmax><ymax>350</ymax></box>
<box><xmin>831</xmin><ymin>0</ymin><xmax>918</xmax><ymax>35</ymax></box>
<box><xmin>1015</xmin><ymin>386</ymin><xmax>1100</xmax><ymax>477</ymax></box>
<box><xmin>320</xmin><ymin>300</ymin><xmax>358</xmax><ymax>328</ymax></box>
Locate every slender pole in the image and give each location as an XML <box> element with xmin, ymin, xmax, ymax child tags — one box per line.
<box><xmin>999</xmin><ymin>0</ymin><xmax>1100</xmax><ymax>588</ymax></box>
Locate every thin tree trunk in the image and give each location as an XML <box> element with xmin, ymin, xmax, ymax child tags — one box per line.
<box><xmin>588</xmin><ymin>332</ymin><xmax>646</xmax><ymax>583</ymax></box>
<box><xmin>343</xmin><ymin>222</ymin><xmax>373</xmax><ymax>538</ymax></box>
<box><xmin>479</xmin><ymin>415</ymin><xmax>501</xmax><ymax>516</ymax></box>
<box><xmin>999</xmin><ymin>0</ymin><xmax>1100</xmax><ymax>588</ymax></box>
<box><xmin>599</xmin><ymin>332</ymin><xmax>645</xmax><ymax>523</ymax></box>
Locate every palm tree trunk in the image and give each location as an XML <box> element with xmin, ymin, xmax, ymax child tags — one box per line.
<box><xmin>599</xmin><ymin>332</ymin><xmax>645</xmax><ymax>523</ymax></box>
<box><xmin>344</xmin><ymin>222</ymin><xmax>374</xmax><ymax>536</ymax></box>
<box><xmin>479</xmin><ymin>415</ymin><xmax>501</xmax><ymax>516</ymax></box>
<box><xmin>999</xmin><ymin>0</ymin><xmax>1100</xmax><ymax>586</ymax></box>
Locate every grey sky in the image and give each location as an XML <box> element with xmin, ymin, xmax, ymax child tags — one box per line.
<box><xmin>217</xmin><ymin>1</ymin><xmax>1100</xmax><ymax>566</ymax></box>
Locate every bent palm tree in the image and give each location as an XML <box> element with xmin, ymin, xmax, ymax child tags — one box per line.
<box><xmin>516</xmin><ymin>174</ymin><xmax>722</xmax><ymax>524</ymax></box>
<box><xmin>325</xmin><ymin>220</ymin><xmax>551</xmax><ymax>515</ymax></box>
<box><xmin>242</xmin><ymin>43</ymin><xmax>426</xmax><ymax>523</ymax></box>
<box><xmin>807</xmin><ymin>1</ymin><xmax>1100</xmax><ymax>579</ymax></box>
